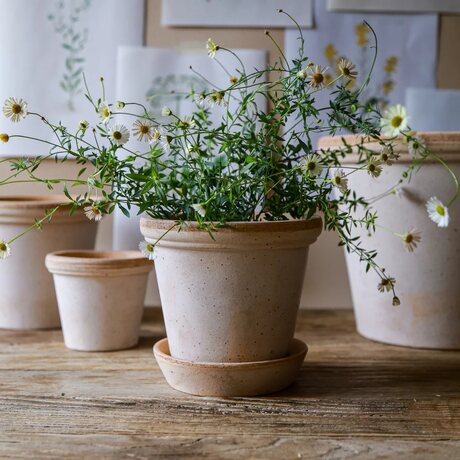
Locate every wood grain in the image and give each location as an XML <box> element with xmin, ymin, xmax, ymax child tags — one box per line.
<box><xmin>1</xmin><ymin>310</ymin><xmax>459</xmax><ymax>459</ymax></box>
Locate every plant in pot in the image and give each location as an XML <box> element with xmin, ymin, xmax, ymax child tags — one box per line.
<box><xmin>0</xmin><ymin>14</ymin><xmax>457</xmax><ymax>394</ymax></box>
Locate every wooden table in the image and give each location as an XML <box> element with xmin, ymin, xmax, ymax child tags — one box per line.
<box><xmin>1</xmin><ymin>310</ymin><xmax>459</xmax><ymax>459</ymax></box>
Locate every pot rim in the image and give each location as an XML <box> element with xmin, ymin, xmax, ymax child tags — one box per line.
<box><xmin>46</xmin><ymin>250</ymin><xmax>153</xmax><ymax>277</ymax></box>
<box><xmin>0</xmin><ymin>195</ymin><xmax>74</xmax><ymax>209</ymax></box>
<box><xmin>318</xmin><ymin>132</ymin><xmax>460</xmax><ymax>163</ymax></box>
<box><xmin>140</xmin><ymin>215</ymin><xmax>323</xmax><ymax>233</ymax></box>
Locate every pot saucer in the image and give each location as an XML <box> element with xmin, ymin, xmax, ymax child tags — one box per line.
<box><xmin>153</xmin><ymin>338</ymin><xmax>308</xmax><ymax>397</ymax></box>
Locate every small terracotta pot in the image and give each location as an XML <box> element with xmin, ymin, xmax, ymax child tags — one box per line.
<box><xmin>319</xmin><ymin>132</ymin><xmax>460</xmax><ymax>349</ymax></box>
<box><xmin>140</xmin><ymin>218</ymin><xmax>322</xmax><ymax>363</ymax></box>
<box><xmin>46</xmin><ymin>250</ymin><xmax>153</xmax><ymax>351</ymax></box>
<box><xmin>0</xmin><ymin>196</ymin><xmax>98</xmax><ymax>330</ymax></box>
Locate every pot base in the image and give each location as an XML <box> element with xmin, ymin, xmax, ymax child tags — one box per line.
<box><xmin>153</xmin><ymin>338</ymin><xmax>308</xmax><ymax>397</ymax></box>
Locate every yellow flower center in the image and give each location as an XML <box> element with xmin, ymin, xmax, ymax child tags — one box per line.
<box><xmin>307</xmin><ymin>161</ymin><xmax>316</xmax><ymax>171</ymax></box>
<box><xmin>343</xmin><ymin>67</ymin><xmax>350</xmax><ymax>76</ymax></box>
<box><xmin>140</xmin><ymin>125</ymin><xmax>149</xmax><ymax>134</ymax></box>
<box><xmin>313</xmin><ymin>73</ymin><xmax>324</xmax><ymax>84</ymax></box>
<box><xmin>405</xmin><ymin>234</ymin><xmax>413</xmax><ymax>243</ymax></box>
<box><xmin>0</xmin><ymin>243</ymin><xmax>7</xmax><ymax>251</ymax></box>
<box><xmin>436</xmin><ymin>204</ymin><xmax>445</xmax><ymax>216</ymax></box>
<box><xmin>113</xmin><ymin>131</ymin><xmax>122</xmax><ymax>140</ymax></box>
<box><xmin>335</xmin><ymin>176</ymin><xmax>341</xmax><ymax>184</ymax></box>
<box><xmin>11</xmin><ymin>104</ymin><xmax>22</xmax><ymax>114</ymax></box>
<box><xmin>147</xmin><ymin>244</ymin><xmax>154</xmax><ymax>252</ymax></box>
<box><xmin>103</xmin><ymin>108</ymin><xmax>110</xmax><ymax>118</ymax></box>
<box><xmin>92</xmin><ymin>207</ymin><xmax>100</xmax><ymax>215</ymax></box>
<box><xmin>391</xmin><ymin>115</ymin><xmax>403</xmax><ymax>128</ymax></box>
<box><xmin>153</xmin><ymin>131</ymin><xmax>161</xmax><ymax>140</ymax></box>
<box><xmin>0</xmin><ymin>133</ymin><xmax>9</xmax><ymax>143</ymax></box>
<box><xmin>369</xmin><ymin>164</ymin><xmax>375</xmax><ymax>172</ymax></box>
<box><xmin>230</xmin><ymin>76</ymin><xmax>238</xmax><ymax>84</ymax></box>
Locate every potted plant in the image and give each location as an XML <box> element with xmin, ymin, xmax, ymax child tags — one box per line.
<box><xmin>319</xmin><ymin>132</ymin><xmax>460</xmax><ymax>349</ymax></box>
<box><xmin>0</xmin><ymin>15</ymin><xmax>457</xmax><ymax>393</ymax></box>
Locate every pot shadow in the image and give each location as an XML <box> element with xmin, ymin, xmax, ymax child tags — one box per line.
<box><xmin>135</xmin><ymin>329</ymin><xmax>166</xmax><ymax>351</ymax></box>
<box><xmin>276</xmin><ymin>360</ymin><xmax>460</xmax><ymax>399</ymax></box>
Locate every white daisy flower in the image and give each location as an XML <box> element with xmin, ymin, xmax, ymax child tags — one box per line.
<box><xmin>161</xmin><ymin>106</ymin><xmax>172</xmax><ymax>117</ymax></box>
<box><xmin>139</xmin><ymin>241</ymin><xmax>157</xmax><ymax>261</ymax></box>
<box><xmin>194</xmin><ymin>92</ymin><xmax>207</xmax><ymax>107</ymax></box>
<box><xmin>180</xmin><ymin>116</ymin><xmax>196</xmax><ymax>130</ymax></box>
<box><xmin>109</xmin><ymin>124</ymin><xmax>130</xmax><ymax>146</ymax></box>
<box><xmin>115</xmin><ymin>100</ymin><xmax>125</xmax><ymax>110</ymax></box>
<box><xmin>0</xmin><ymin>240</ymin><xmax>11</xmax><ymax>259</ymax></box>
<box><xmin>192</xmin><ymin>203</ymin><xmax>206</xmax><ymax>217</ymax></box>
<box><xmin>302</xmin><ymin>154</ymin><xmax>323</xmax><ymax>177</ymax></box>
<box><xmin>401</xmin><ymin>228</ymin><xmax>422</xmax><ymax>253</ymax></box>
<box><xmin>296</xmin><ymin>68</ymin><xmax>308</xmax><ymax>80</ymax></box>
<box><xmin>380</xmin><ymin>104</ymin><xmax>409</xmax><ymax>137</ymax></box>
<box><xmin>84</xmin><ymin>205</ymin><xmax>103</xmax><ymax>222</ymax></box>
<box><xmin>338</xmin><ymin>58</ymin><xmax>358</xmax><ymax>80</ymax></box>
<box><xmin>380</xmin><ymin>145</ymin><xmax>399</xmax><ymax>165</ymax></box>
<box><xmin>79</xmin><ymin>120</ymin><xmax>89</xmax><ymax>132</ymax></box>
<box><xmin>132</xmin><ymin>119</ymin><xmax>154</xmax><ymax>142</ymax></box>
<box><xmin>0</xmin><ymin>133</ymin><xmax>9</xmax><ymax>143</ymax></box>
<box><xmin>332</xmin><ymin>169</ymin><xmax>348</xmax><ymax>192</ymax></box>
<box><xmin>3</xmin><ymin>97</ymin><xmax>28</xmax><ymax>122</ymax></box>
<box><xmin>205</xmin><ymin>90</ymin><xmax>226</xmax><ymax>108</ymax></box>
<box><xmin>426</xmin><ymin>197</ymin><xmax>449</xmax><ymax>228</ymax></box>
<box><xmin>307</xmin><ymin>65</ymin><xmax>328</xmax><ymax>89</ymax></box>
<box><xmin>408</xmin><ymin>136</ymin><xmax>426</xmax><ymax>157</ymax></box>
<box><xmin>367</xmin><ymin>160</ymin><xmax>382</xmax><ymax>178</ymax></box>
<box><xmin>98</xmin><ymin>102</ymin><xmax>111</xmax><ymax>123</ymax></box>
<box><xmin>207</xmin><ymin>38</ymin><xmax>219</xmax><ymax>58</ymax></box>
<box><xmin>377</xmin><ymin>276</ymin><xmax>396</xmax><ymax>293</ymax></box>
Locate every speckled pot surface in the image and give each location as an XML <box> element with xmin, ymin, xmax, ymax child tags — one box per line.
<box><xmin>0</xmin><ymin>196</ymin><xmax>98</xmax><ymax>330</ymax></box>
<box><xmin>141</xmin><ymin>218</ymin><xmax>322</xmax><ymax>363</ymax></box>
<box><xmin>46</xmin><ymin>250</ymin><xmax>153</xmax><ymax>352</ymax></box>
<box><xmin>319</xmin><ymin>132</ymin><xmax>460</xmax><ymax>349</ymax></box>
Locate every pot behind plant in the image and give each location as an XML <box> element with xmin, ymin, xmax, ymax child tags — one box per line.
<box><xmin>319</xmin><ymin>133</ymin><xmax>460</xmax><ymax>349</ymax></box>
<box><xmin>140</xmin><ymin>218</ymin><xmax>322</xmax><ymax>363</ymax></box>
<box><xmin>46</xmin><ymin>250</ymin><xmax>153</xmax><ymax>351</ymax></box>
<box><xmin>0</xmin><ymin>196</ymin><xmax>98</xmax><ymax>330</ymax></box>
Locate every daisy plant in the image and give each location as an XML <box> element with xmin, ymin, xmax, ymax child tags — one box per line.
<box><xmin>0</xmin><ymin>12</ymin><xmax>458</xmax><ymax>306</ymax></box>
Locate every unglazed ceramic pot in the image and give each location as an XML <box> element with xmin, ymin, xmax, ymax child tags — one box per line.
<box><xmin>319</xmin><ymin>132</ymin><xmax>460</xmax><ymax>349</ymax></box>
<box><xmin>0</xmin><ymin>196</ymin><xmax>98</xmax><ymax>330</ymax></box>
<box><xmin>46</xmin><ymin>250</ymin><xmax>153</xmax><ymax>352</ymax></box>
<box><xmin>140</xmin><ymin>218</ymin><xmax>322</xmax><ymax>363</ymax></box>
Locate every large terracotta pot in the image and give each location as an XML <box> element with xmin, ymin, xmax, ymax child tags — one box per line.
<box><xmin>46</xmin><ymin>250</ymin><xmax>153</xmax><ymax>351</ymax></box>
<box><xmin>0</xmin><ymin>196</ymin><xmax>98</xmax><ymax>330</ymax></box>
<box><xmin>140</xmin><ymin>218</ymin><xmax>322</xmax><ymax>363</ymax></box>
<box><xmin>319</xmin><ymin>132</ymin><xmax>460</xmax><ymax>349</ymax></box>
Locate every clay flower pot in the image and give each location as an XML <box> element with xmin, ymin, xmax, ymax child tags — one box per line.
<box><xmin>141</xmin><ymin>218</ymin><xmax>322</xmax><ymax>396</ymax></box>
<box><xmin>319</xmin><ymin>132</ymin><xmax>460</xmax><ymax>349</ymax></box>
<box><xmin>45</xmin><ymin>250</ymin><xmax>153</xmax><ymax>351</ymax></box>
<box><xmin>0</xmin><ymin>196</ymin><xmax>98</xmax><ymax>330</ymax></box>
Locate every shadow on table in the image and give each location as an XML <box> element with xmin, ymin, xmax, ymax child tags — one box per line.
<box><xmin>277</xmin><ymin>360</ymin><xmax>460</xmax><ymax>398</ymax></box>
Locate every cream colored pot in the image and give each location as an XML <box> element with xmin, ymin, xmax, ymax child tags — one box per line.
<box><xmin>319</xmin><ymin>133</ymin><xmax>460</xmax><ymax>349</ymax></box>
<box><xmin>0</xmin><ymin>196</ymin><xmax>98</xmax><ymax>330</ymax></box>
<box><xmin>46</xmin><ymin>250</ymin><xmax>153</xmax><ymax>351</ymax></box>
<box><xmin>140</xmin><ymin>218</ymin><xmax>322</xmax><ymax>363</ymax></box>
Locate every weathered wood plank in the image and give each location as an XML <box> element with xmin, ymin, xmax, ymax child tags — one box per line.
<box><xmin>1</xmin><ymin>310</ymin><xmax>459</xmax><ymax>458</ymax></box>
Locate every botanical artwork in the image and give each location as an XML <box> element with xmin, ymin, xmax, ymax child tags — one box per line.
<box><xmin>146</xmin><ymin>75</ymin><xmax>208</xmax><ymax>118</ymax></box>
<box><xmin>284</xmin><ymin>0</ymin><xmax>438</xmax><ymax>146</ymax></box>
<box><xmin>0</xmin><ymin>0</ymin><xmax>144</xmax><ymax>157</ymax></box>
<box><xmin>48</xmin><ymin>0</ymin><xmax>92</xmax><ymax>111</ymax></box>
<box><xmin>161</xmin><ymin>0</ymin><xmax>313</xmax><ymax>28</ymax></box>
<box><xmin>322</xmin><ymin>23</ymin><xmax>399</xmax><ymax>110</ymax></box>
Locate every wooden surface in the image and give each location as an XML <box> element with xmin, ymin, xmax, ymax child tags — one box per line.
<box><xmin>1</xmin><ymin>309</ymin><xmax>459</xmax><ymax>459</ymax></box>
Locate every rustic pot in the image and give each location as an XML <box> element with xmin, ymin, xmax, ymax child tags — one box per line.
<box><xmin>140</xmin><ymin>218</ymin><xmax>322</xmax><ymax>364</ymax></box>
<box><xmin>319</xmin><ymin>132</ymin><xmax>460</xmax><ymax>349</ymax></box>
<box><xmin>0</xmin><ymin>196</ymin><xmax>98</xmax><ymax>330</ymax></box>
<box><xmin>46</xmin><ymin>250</ymin><xmax>153</xmax><ymax>351</ymax></box>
